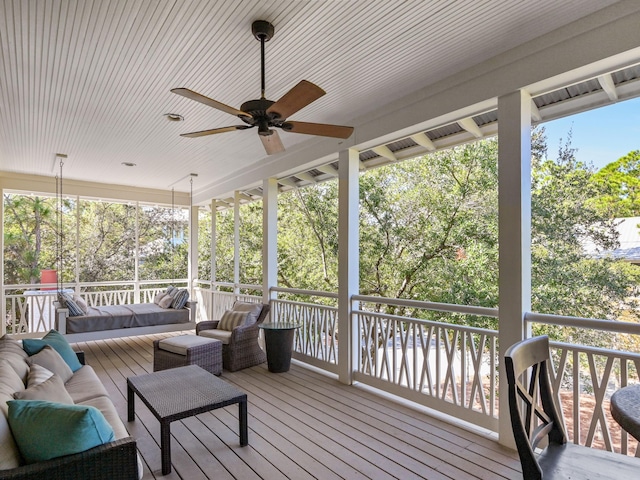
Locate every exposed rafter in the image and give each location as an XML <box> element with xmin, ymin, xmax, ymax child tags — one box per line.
<box><xmin>597</xmin><ymin>74</ymin><xmax>618</xmax><ymax>101</ymax></box>
<box><xmin>458</xmin><ymin>118</ymin><xmax>483</xmax><ymax>138</ymax></box>
<box><xmin>410</xmin><ymin>133</ymin><xmax>436</xmax><ymax>151</ymax></box>
<box><xmin>295</xmin><ymin>172</ymin><xmax>317</xmax><ymax>184</ymax></box>
<box><xmin>372</xmin><ymin>145</ymin><xmax>397</xmax><ymax>161</ymax></box>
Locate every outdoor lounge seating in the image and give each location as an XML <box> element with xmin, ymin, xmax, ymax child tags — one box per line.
<box><xmin>196</xmin><ymin>302</ymin><xmax>269</xmax><ymax>371</ymax></box>
<box><xmin>54</xmin><ymin>288</ymin><xmax>196</xmax><ymax>342</ymax></box>
<box><xmin>153</xmin><ymin>335</ymin><xmax>222</xmax><ymax>375</ymax></box>
<box><xmin>0</xmin><ymin>331</ymin><xmax>139</xmax><ymax>480</ymax></box>
<box><xmin>504</xmin><ymin>335</ymin><xmax>640</xmax><ymax>479</ymax></box>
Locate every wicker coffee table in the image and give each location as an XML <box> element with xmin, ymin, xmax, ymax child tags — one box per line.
<box><xmin>127</xmin><ymin>365</ymin><xmax>248</xmax><ymax>475</ymax></box>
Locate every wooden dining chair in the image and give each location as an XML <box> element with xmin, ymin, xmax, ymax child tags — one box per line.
<box><xmin>504</xmin><ymin>335</ymin><xmax>640</xmax><ymax>479</ymax></box>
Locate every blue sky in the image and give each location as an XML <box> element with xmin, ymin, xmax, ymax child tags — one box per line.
<box><xmin>539</xmin><ymin>96</ymin><xmax>640</xmax><ymax>170</ymax></box>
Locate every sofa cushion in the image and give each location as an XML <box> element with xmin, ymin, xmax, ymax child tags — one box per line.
<box><xmin>64</xmin><ymin>365</ymin><xmax>109</xmax><ymax>403</ymax></box>
<box><xmin>23</xmin><ymin>329</ymin><xmax>82</xmax><ymax>372</ymax></box>
<box><xmin>232</xmin><ymin>302</ymin><xmax>263</xmax><ymax>325</ymax></box>
<box><xmin>166</xmin><ymin>285</ymin><xmax>177</xmax><ymax>296</ymax></box>
<box><xmin>158</xmin><ymin>335</ymin><xmax>219</xmax><ymax>355</ymax></box>
<box><xmin>26</xmin><ymin>364</ymin><xmax>54</xmax><ymax>387</ymax></box>
<box><xmin>0</xmin><ymin>360</ymin><xmax>26</xmax><ymax>399</ymax></box>
<box><xmin>218</xmin><ymin>310</ymin><xmax>249</xmax><ymax>331</ymax></box>
<box><xmin>158</xmin><ymin>295</ymin><xmax>173</xmax><ymax>309</ymax></box>
<box><xmin>199</xmin><ymin>328</ymin><xmax>232</xmax><ymax>344</ymax></box>
<box><xmin>7</xmin><ymin>399</ymin><xmax>115</xmax><ymax>464</ymax></box>
<box><xmin>79</xmin><ymin>395</ymin><xmax>130</xmax><ymax>441</ymax></box>
<box><xmin>27</xmin><ymin>346</ymin><xmax>73</xmax><ymax>383</ymax></box>
<box><xmin>73</xmin><ymin>294</ymin><xmax>89</xmax><ymax>315</ymax></box>
<box><xmin>0</xmin><ymin>335</ymin><xmax>29</xmax><ymax>381</ymax></box>
<box><xmin>0</xmin><ymin>403</ymin><xmax>20</xmax><ymax>470</ymax></box>
<box><xmin>14</xmin><ymin>374</ymin><xmax>74</xmax><ymax>404</ymax></box>
<box><xmin>154</xmin><ymin>292</ymin><xmax>168</xmax><ymax>305</ymax></box>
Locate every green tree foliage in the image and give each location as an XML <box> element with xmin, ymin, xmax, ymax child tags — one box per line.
<box><xmin>278</xmin><ymin>183</ymin><xmax>339</xmax><ymax>291</ymax></box>
<box><xmin>212</xmin><ymin>203</ymin><xmax>263</xmax><ymax>287</ymax></box>
<box><xmin>359</xmin><ymin>140</ymin><xmax>499</xmax><ymax>324</ymax></box>
<box><xmin>198</xmin><ymin>210</ymin><xmax>212</xmax><ymax>281</ymax></box>
<box><xmin>530</xmin><ymin>136</ymin><xmax>633</xmax><ymax>318</ymax></box>
<box><xmin>78</xmin><ymin>201</ymin><xmax>136</xmax><ymax>282</ymax></box>
<box><xmin>3</xmin><ymin>194</ymin><xmax>73</xmax><ymax>285</ymax></box>
<box><xmin>138</xmin><ymin>205</ymin><xmax>188</xmax><ymax>281</ymax></box>
<box><xmin>591</xmin><ymin>150</ymin><xmax>640</xmax><ymax>217</ymax></box>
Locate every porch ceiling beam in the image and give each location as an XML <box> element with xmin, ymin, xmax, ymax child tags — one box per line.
<box><xmin>458</xmin><ymin>118</ymin><xmax>483</xmax><ymax>138</ymax></box>
<box><xmin>410</xmin><ymin>133</ymin><xmax>436</xmax><ymax>151</ymax></box>
<box><xmin>372</xmin><ymin>145</ymin><xmax>397</xmax><ymax>161</ymax></box>
<box><xmin>597</xmin><ymin>73</ymin><xmax>618</xmax><ymax>101</ymax></box>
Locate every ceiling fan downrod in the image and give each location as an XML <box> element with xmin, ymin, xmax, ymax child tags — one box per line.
<box><xmin>252</xmin><ymin>20</ymin><xmax>274</xmax><ymax>100</ymax></box>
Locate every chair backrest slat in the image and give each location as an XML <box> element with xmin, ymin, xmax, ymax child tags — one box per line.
<box><xmin>505</xmin><ymin>335</ymin><xmax>567</xmax><ymax>480</ymax></box>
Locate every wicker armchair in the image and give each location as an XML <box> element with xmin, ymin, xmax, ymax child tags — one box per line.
<box><xmin>196</xmin><ymin>304</ymin><xmax>270</xmax><ymax>372</ymax></box>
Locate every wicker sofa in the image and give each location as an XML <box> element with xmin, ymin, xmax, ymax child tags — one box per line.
<box><xmin>0</xmin><ymin>334</ymin><xmax>139</xmax><ymax>480</ymax></box>
<box><xmin>196</xmin><ymin>303</ymin><xmax>270</xmax><ymax>371</ymax></box>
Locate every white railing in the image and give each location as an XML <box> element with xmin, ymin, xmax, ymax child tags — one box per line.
<box><xmin>193</xmin><ymin>280</ymin><xmax>263</xmax><ymax>321</ymax></box>
<box><xmin>527</xmin><ymin>312</ymin><xmax>640</xmax><ymax>456</ymax></box>
<box><xmin>354</xmin><ymin>295</ymin><xmax>499</xmax><ymax>431</ymax></box>
<box><xmin>6</xmin><ymin>278</ymin><xmax>640</xmax><ymax>452</ymax></box>
<box><xmin>270</xmin><ymin>287</ymin><xmax>339</xmax><ymax>373</ymax></box>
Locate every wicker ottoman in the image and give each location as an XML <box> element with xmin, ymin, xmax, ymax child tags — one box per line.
<box><xmin>153</xmin><ymin>335</ymin><xmax>222</xmax><ymax>376</ymax></box>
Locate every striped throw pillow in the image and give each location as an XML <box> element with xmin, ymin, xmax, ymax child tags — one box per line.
<box><xmin>218</xmin><ymin>310</ymin><xmax>249</xmax><ymax>331</ymax></box>
<box><xmin>171</xmin><ymin>289</ymin><xmax>189</xmax><ymax>310</ymax></box>
<box><xmin>62</xmin><ymin>293</ymin><xmax>84</xmax><ymax>317</ymax></box>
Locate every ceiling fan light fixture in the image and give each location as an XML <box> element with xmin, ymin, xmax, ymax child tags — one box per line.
<box><xmin>258</xmin><ymin>120</ymin><xmax>272</xmax><ymax>136</ymax></box>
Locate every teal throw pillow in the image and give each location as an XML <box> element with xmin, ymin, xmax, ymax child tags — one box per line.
<box><xmin>22</xmin><ymin>329</ymin><xmax>82</xmax><ymax>372</ymax></box>
<box><xmin>7</xmin><ymin>400</ymin><xmax>115</xmax><ymax>464</ymax></box>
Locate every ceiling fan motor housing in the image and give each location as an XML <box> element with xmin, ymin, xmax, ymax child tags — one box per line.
<box><xmin>252</xmin><ymin>20</ymin><xmax>274</xmax><ymax>42</ymax></box>
<box><xmin>240</xmin><ymin>98</ymin><xmax>280</xmax><ymax>135</ymax></box>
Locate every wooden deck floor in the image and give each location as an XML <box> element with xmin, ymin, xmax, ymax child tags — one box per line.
<box><xmin>74</xmin><ymin>332</ymin><xmax>522</xmax><ymax>479</ymax></box>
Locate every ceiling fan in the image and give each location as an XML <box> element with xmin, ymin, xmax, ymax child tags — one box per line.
<box><xmin>171</xmin><ymin>20</ymin><xmax>354</xmax><ymax>155</ymax></box>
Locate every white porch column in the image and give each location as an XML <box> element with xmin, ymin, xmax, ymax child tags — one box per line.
<box><xmin>498</xmin><ymin>90</ymin><xmax>532</xmax><ymax>446</ymax></box>
<box><xmin>210</xmin><ymin>200</ymin><xmax>218</xmax><ymax>320</ymax></box>
<box><xmin>337</xmin><ymin>148</ymin><xmax>360</xmax><ymax>385</ymax></box>
<box><xmin>0</xmin><ymin>193</ymin><xmax>4</xmax><ymax>335</ymax></box>
<box><xmin>134</xmin><ymin>201</ymin><xmax>140</xmax><ymax>303</ymax></box>
<box><xmin>188</xmin><ymin>205</ymin><xmax>198</xmax><ymax>294</ymax></box>
<box><xmin>233</xmin><ymin>191</ymin><xmax>240</xmax><ymax>295</ymax></box>
<box><xmin>262</xmin><ymin>178</ymin><xmax>278</xmax><ymax>305</ymax></box>
<box><xmin>210</xmin><ymin>200</ymin><xmax>217</xmax><ymax>284</ymax></box>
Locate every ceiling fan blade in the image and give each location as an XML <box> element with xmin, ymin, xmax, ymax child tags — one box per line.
<box><xmin>180</xmin><ymin>125</ymin><xmax>251</xmax><ymax>138</ymax></box>
<box><xmin>266</xmin><ymin>80</ymin><xmax>325</xmax><ymax>119</ymax></box>
<box><xmin>260</xmin><ymin>130</ymin><xmax>285</xmax><ymax>155</ymax></box>
<box><xmin>283</xmin><ymin>121</ymin><xmax>354</xmax><ymax>139</ymax></box>
<box><xmin>171</xmin><ymin>88</ymin><xmax>251</xmax><ymax>118</ymax></box>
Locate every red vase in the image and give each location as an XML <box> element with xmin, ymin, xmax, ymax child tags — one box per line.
<box><xmin>40</xmin><ymin>269</ymin><xmax>58</xmax><ymax>290</ymax></box>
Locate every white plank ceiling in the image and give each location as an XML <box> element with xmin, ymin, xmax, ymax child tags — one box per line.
<box><xmin>0</xmin><ymin>0</ymin><xmax>620</xmax><ymax>195</ymax></box>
